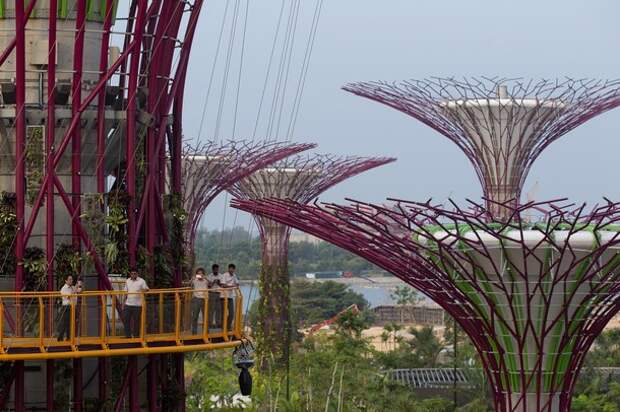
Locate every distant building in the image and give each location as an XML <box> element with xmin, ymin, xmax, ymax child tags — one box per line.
<box><xmin>373</xmin><ymin>305</ymin><xmax>445</xmax><ymax>327</ymax></box>
<box><xmin>289</xmin><ymin>230</ymin><xmax>322</xmax><ymax>244</ymax></box>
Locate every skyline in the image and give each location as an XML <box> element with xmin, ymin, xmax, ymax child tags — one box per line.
<box><xmin>180</xmin><ymin>0</ymin><xmax>620</xmax><ymax>231</ymax></box>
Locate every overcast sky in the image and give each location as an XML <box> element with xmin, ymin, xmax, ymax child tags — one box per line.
<box><xmin>177</xmin><ymin>0</ymin><xmax>620</xmax><ymax>232</ymax></box>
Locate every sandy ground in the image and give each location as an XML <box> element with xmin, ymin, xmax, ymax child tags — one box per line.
<box><xmin>313</xmin><ymin>314</ymin><xmax>620</xmax><ymax>354</ymax></box>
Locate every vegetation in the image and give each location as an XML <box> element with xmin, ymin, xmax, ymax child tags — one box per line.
<box><xmin>0</xmin><ymin>192</ymin><xmax>17</xmax><ymax>277</ymax></box>
<box><xmin>247</xmin><ymin>280</ymin><xmax>372</xmax><ymax>337</ymax></box>
<box><xmin>187</xmin><ymin>314</ymin><xmax>448</xmax><ymax>411</ymax></box>
<box><xmin>187</xmin><ymin>280</ymin><xmax>620</xmax><ymax>411</ymax></box>
<box><xmin>193</xmin><ymin>227</ymin><xmax>380</xmax><ymax>279</ymax></box>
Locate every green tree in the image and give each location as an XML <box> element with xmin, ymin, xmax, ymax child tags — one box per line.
<box><xmin>290</xmin><ymin>280</ymin><xmax>370</xmax><ymax>327</ymax></box>
<box><xmin>192</xmin><ymin>227</ymin><xmax>381</xmax><ymax>279</ymax></box>
<box><xmin>390</xmin><ymin>285</ymin><xmax>421</xmax><ymax>323</ymax></box>
<box><xmin>390</xmin><ymin>285</ymin><xmax>421</xmax><ymax>306</ymax></box>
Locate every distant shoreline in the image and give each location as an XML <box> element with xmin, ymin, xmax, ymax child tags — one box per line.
<box><xmin>239</xmin><ymin>276</ymin><xmax>406</xmax><ymax>288</ymax></box>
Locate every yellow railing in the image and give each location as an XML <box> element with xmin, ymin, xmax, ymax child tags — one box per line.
<box><xmin>0</xmin><ymin>287</ymin><xmax>243</xmax><ymax>360</ymax></box>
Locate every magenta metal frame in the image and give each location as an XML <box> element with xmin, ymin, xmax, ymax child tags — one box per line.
<box><xmin>232</xmin><ymin>197</ymin><xmax>620</xmax><ymax>411</ymax></box>
<box><xmin>343</xmin><ymin>77</ymin><xmax>620</xmax><ymax>220</ymax></box>
<box><xmin>228</xmin><ymin>154</ymin><xmax>395</xmax><ymax>363</ymax></box>
<box><xmin>4</xmin><ymin>1</ymin><xmax>206</xmax><ymax>410</ymax></box>
<box><xmin>181</xmin><ymin>140</ymin><xmax>316</xmax><ymax>255</ymax></box>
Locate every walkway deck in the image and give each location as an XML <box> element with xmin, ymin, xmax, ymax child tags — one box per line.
<box><xmin>0</xmin><ymin>287</ymin><xmax>244</xmax><ymax>360</ymax></box>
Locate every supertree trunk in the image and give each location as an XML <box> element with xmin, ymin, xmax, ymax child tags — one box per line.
<box><xmin>232</xmin><ymin>197</ymin><xmax>620</xmax><ymax>412</ymax></box>
<box><xmin>257</xmin><ymin>219</ymin><xmax>292</xmax><ymax>367</ymax></box>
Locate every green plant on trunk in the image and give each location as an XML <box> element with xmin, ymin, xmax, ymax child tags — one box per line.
<box><xmin>0</xmin><ymin>192</ymin><xmax>17</xmax><ymax>277</ymax></box>
<box><xmin>53</xmin><ymin>360</ymin><xmax>71</xmax><ymax>411</ymax></box>
<box><xmin>23</xmin><ymin>246</ymin><xmax>47</xmax><ymax>291</ymax></box>
<box><xmin>256</xmin><ymin>262</ymin><xmax>291</xmax><ymax>370</ymax></box>
<box><xmin>20</xmin><ymin>247</ymin><xmax>48</xmax><ymax>335</ymax></box>
<box><xmin>54</xmin><ymin>244</ymin><xmax>82</xmax><ymax>289</ymax></box>
<box><xmin>25</xmin><ymin>126</ymin><xmax>44</xmax><ymax>206</ymax></box>
<box><xmin>107</xmin><ymin>192</ymin><xmax>130</xmax><ymax>274</ymax></box>
<box><xmin>141</xmin><ymin>245</ymin><xmax>174</xmax><ymax>289</ymax></box>
<box><xmin>165</xmin><ymin>193</ymin><xmax>188</xmax><ymax>279</ymax></box>
<box><xmin>0</xmin><ymin>362</ymin><xmax>14</xmax><ymax>406</ymax></box>
<box><xmin>82</xmin><ymin>194</ymin><xmax>106</xmax><ymax>261</ymax></box>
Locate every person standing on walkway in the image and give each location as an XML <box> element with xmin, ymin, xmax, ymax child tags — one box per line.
<box><xmin>124</xmin><ymin>270</ymin><xmax>149</xmax><ymax>338</ymax></box>
<box><xmin>207</xmin><ymin>264</ymin><xmax>222</xmax><ymax>328</ymax></box>
<box><xmin>191</xmin><ymin>267</ymin><xmax>209</xmax><ymax>334</ymax></box>
<box><xmin>57</xmin><ymin>275</ymin><xmax>82</xmax><ymax>341</ymax></box>
<box><xmin>220</xmin><ymin>263</ymin><xmax>240</xmax><ymax>330</ymax></box>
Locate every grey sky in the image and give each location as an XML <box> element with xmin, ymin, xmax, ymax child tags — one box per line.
<box><xmin>179</xmin><ymin>0</ymin><xmax>620</xmax><ymax>232</ymax></box>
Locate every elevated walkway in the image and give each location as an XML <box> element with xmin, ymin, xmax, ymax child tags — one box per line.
<box><xmin>0</xmin><ymin>287</ymin><xmax>244</xmax><ymax>360</ymax></box>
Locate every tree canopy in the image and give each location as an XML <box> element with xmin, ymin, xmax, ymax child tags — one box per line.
<box><xmin>193</xmin><ymin>227</ymin><xmax>380</xmax><ymax>279</ymax></box>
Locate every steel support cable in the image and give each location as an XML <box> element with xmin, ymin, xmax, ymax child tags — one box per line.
<box><xmin>210</xmin><ymin>0</ymin><xmax>243</xmax><ymax>262</ymax></box>
<box><xmin>197</xmin><ymin>0</ymin><xmax>233</xmax><ymax>141</ymax></box>
<box><xmin>251</xmin><ymin>0</ymin><xmax>286</xmax><ymax>140</ymax></box>
<box><xmin>286</xmin><ymin>0</ymin><xmax>325</xmax><ymax>140</ymax></box>
<box><xmin>265</xmin><ymin>0</ymin><xmax>300</xmax><ymax>139</ymax></box>
<box><xmin>221</xmin><ymin>0</ymin><xmax>250</xmax><ymax>281</ymax></box>
<box><xmin>273</xmin><ymin>0</ymin><xmax>302</xmax><ymax>140</ymax></box>
<box><xmin>213</xmin><ymin>0</ymin><xmax>242</xmax><ymax>141</ymax></box>
<box><xmin>231</xmin><ymin>0</ymin><xmax>250</xmax><ymax>140</ymax></box>
<box><xmin>265</xmin><ymin>0</ymin><xmax>299</xmax><ymax>139</ymax></box>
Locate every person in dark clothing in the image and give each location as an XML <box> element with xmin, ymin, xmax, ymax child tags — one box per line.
<box><xmin>207</xmin><ymin>264</ymin><xmax>222</xmax><ymax>328</ymax></box>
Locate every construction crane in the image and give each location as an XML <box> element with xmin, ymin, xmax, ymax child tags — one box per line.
<box><xmin>306</xmin><ymin>304</ymin><xmax>361</xmax><ymax>335</ymax></box>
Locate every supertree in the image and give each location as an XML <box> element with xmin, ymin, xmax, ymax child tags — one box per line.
<box><xmin>230</xmin><ymin>76</ymin><xmax>620</xmax><ymax>411</ymax></box>
<box><xmin>231</xmin><ymin>197</ymin><xmax>620</xmax><ymax>411</ymax></box>
<box><xmin>0</xmin><ymin>1</ymin><xmax>206</xmax><ymax>410</ymax></box>
<box><xmin>228</xmin><ymin>154</ymin><xmax>395</xmax><ymax>366</ymax></box>
<box><xmin>180</xmin><ymin>140</ymin><xmax>316</xmax><ymax>260</ymax></box>
<box><xmin>343</xmin><ymin>77</ymin><xmax>620</xmax><ymax>220</ymax></box>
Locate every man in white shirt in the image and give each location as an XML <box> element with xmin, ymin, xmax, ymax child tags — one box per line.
<box><xmin>124</xmin><ymin>270</ymin><xmax>149</xmax><ymax>338</ymax></box>
<box><xmin>191</xmin><ymin>267</ymin><xmax>209</xmax><ymax>334</ymax></box>
<box><xmin>220</xmin><ymin>263</ymin><xmax>240</xmax><ymax>330</ymax></box>
<box><xmin>57</xmin><ymin>275</ymin><xmax>82</xmax><ymax>341</ymax></box>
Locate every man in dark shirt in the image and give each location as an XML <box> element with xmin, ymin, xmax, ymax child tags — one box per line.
<box><xmin>206</xmin><ymin>264</ymin><xmax>222</xmax><ymax>328</ymax></box>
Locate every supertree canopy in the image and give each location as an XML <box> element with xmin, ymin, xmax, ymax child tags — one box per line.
<box><xmin>343</xmin><ymin>78</ymin><xmax>620</xmax><ymax>219</ymax></box>
<box><xmin>231</xmin><ymin>197</ymin><xmax>620</xmax><ymax>411</ymax></box>
<box><xmin>228</xmin><ymin>154</ymin><xmax>395</xmax><ymax>365</ymax></box>
<box><xmin>180</xmin><ymin>140</ymin><xmax>316</xmax><ymax>258</ymax></box>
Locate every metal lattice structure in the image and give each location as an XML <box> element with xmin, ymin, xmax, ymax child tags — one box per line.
<box><xmin>343</xmin><ymin>78</ymin><xmax>620</xmax><ymax>219</ymax></box>
<box><xmin>231</xmin><ymin>197</ymin><xmax>620</xmax><ymax>411</ymax></box>
<box><xmin>0</xmin><ymin>1</ymin><xmax>207</xmax><ymax>410</ymax></box>
<box><xmin>388</xmin><ymin>368</ymin><xmax>473</xmax><ymax>389</ymax></box>
<box><xmin>180</xmin><ymin>140</ymin><xmax>316</xmax><ymax>256</ymax></box>
<box><xmin>228</xmin><ymin>154</ymin><xmax>395</xmax><ymax>364</ymax></box>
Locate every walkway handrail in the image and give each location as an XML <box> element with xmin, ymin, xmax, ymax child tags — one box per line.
<box><xmin>0</xmin><ymin>287</ymin><xmax>243</xmax><ymax>359</ymax></box>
